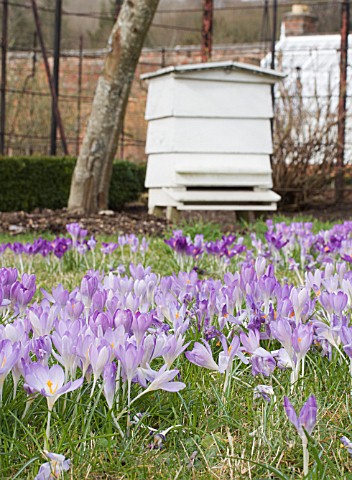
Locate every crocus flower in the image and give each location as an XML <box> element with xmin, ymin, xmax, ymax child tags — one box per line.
<box><xmin>253</xmin><ymin>385</ymin><xmax>274</xmax><ymax>402</ymax></box>
<box><xmin>52</xmin><ymin>238</ymin><xmax>71</xmax><ymax>259</ymax></box>
<box><xmin>0</xmin><ymin>285</ymin><xmax>10</xmax><ymax>307</ymax></box>
<box><xmin>89</xmin><ymin>343</ymin><xmax>111</xmax><ymax>395</ymax></box>
<box><xmin>341</xmin><ymin>436</ymin><xmax>352</xmax><ymax>455</ymax></box>
<box><xmin>251</xmin><ymin>348</ymin><xmax>276</xmax><ymax>377</ymax></box>
<box><xmin>41</xmin><ymin>284</ymin><xmax>69</xmax><ymax>308</ymax></box>
<box><xmin>290</xmin><ymin>287</ymin><xmax>310</xmax><ymax>325</ymax></box>
<box><xmin>87</xmin><ymin>236</ymin><xmax>97</xmax><ymax>250</ymax></box>
<box><xmin>10</xmin><ymin>279</ymin><xmax>36</xmax><ymax>313</ymax></box>
<box><xmin>24</xmin><ymin>363</ymin><xmax>83</xmax><ymax>411</ymax></box>
<box><xmin>240</xmin><ymin>330</ymin><xmax>275</xmax><ymax>377</ymax></box>
<box><xmin>218</xmin><ymin>335</ymin><xmax>242</xmax><ymax>374</ymax></box>
<box><xmin>101</xmin><ymin>242</ymin><xmax>118</xmax><ymax>255</ymax></box>
<box><xmin>32</xmin><ymin>336</ymin><xmax>52</xmax><ymax>365</ymax></box>
<box><xmin>284</xmin><ymin>394</ymin><xmax>317</xmax><ymax>439</ymax></box>
<box><xmin>292</xmin><ymin>323</ymin><xmax>313</xmax><ymax>361</ymax></box>
<box><xmin>35</xmin><ymin>451</ymin><xmax>70</xmax><ymax>480</ymax></box>
<box><xmin>115</xmin><ymin>342</ymin><xmax>145</xmax><ymax>384</ymax></box>
<box><xmin>161</xmin><ymin>334</ymin><xmax>190</xmax><ymax>369</ymax></box>
<box><xmin>0</xmin><ymin>339</ymin><xmax>21</xmax><ymax>403</ymax></box>
<box><xmin>284</xmin><ymin>395</ymin><xmax>317</xmax><ymax>476</ymax></box>
<box><xmin>185</xmin><ymin>340</ymin><xmax>219</xmax><ymax>371</ymax></box>
<box><xmin>66</xmin><ymin>222</ymin><xmax>84</xmax><ymax>248</ymax></box>
<box><xmin>140</xmin><ymin>365</ymin><xmax>186</xmax><ymax>394</ymax></box>
<box><xmin>103</xmin><ymin>362</ymin><xmax>117</xmax><ymax>410</ymax></box>
<box><xmin>28</xmin><ymin>306</ymin><xmax>56</xmax><ymax>337</ymax></box>
<box><xmin>80</xmin><ymin>274</ymin><xmax>99</xmax><ymax>311</ymax></box>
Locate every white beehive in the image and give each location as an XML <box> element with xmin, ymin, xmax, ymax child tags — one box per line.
<box><xmin>141</xmin><ymin>61</ymin><xmax>284</xmax><ymax>219</ymax></box>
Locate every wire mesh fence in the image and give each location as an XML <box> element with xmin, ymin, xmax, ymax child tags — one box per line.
<box><xmin>0</xmin><ymin>0</ymin><xmax>348</xmax><ymax>192</ymax></box>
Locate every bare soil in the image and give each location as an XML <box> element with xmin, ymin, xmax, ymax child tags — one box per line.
<box><xmin>0</xmin><ymin>204</ymin><xmax>351</xmax><ymax>237</ymax></box>
<box><xmin>0</xmin><ymin>207</ymin><xmax>169</xmax><ymax>237</ymax></box>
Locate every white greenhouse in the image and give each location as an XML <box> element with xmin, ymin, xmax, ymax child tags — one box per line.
<box><xmin>141</xmin><ymin>61</ymin><xmax>284</xmax><ymax>220</ymax></box>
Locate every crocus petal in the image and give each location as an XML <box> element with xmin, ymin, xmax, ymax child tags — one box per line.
<box><xmin>57</xmin><ymin>377</ymin><xmax>83</xmax><ymax>396</ymax></box>
<box><xmin>284</xmin><ymin>396</ymin><xmax>299</xmax><ymax>431</ymax></box>
<box><xmin>159</xmin><ymin>381</ymin><xmax>186</xmax><ymax>392</ymax></box>
<box><xmin>218</xmin><ymin>352</ymin><xmax>230</xmax><ymax>374</ymax></box>
<box><xmin>298</xmin><ymin>394</ymin><xmax>317</xmax><ymax>435</ymax></box>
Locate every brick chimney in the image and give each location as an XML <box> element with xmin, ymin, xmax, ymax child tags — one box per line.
<box><xmin>282</xmin><ymin>4</ymin><xmax>318</xmax><ymax>37</ymax></box>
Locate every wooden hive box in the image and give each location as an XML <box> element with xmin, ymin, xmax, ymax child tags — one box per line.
<box><xmin>141</xmin><ymin>61</ymin><xmax>285</xmax><ymax>219</ymax></box>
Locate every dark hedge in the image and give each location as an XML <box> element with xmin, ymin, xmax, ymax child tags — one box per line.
<box><xmin>0</xmin><ymin>156</ymin><xmax>146</xmax><ymax>212</ymax></box>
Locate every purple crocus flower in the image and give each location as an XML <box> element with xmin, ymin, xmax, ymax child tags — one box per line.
<box><xmin>103</xmin><ymin>362</ymin><xmax>117</xmax><ymax>410</ymax></box>
<box><xmin>35</xmin><ymin>451</ymin><xmax>70</xmax><ymax>480</ymax></box>
<box><xmin>0</xmin><ymin>285</ymin><xmax>10</xmax><ymax>307</ymax></box>
<box><xmin>253</xmin><ymin>385</ymin><xmax>275</xmax><ymax>402</ymax></box>
<box><xmin>284</xmin><ymin>395</ymin><xmax>317</xmax><ymax>439</ymax></box>
<box><xmin>23</xmin><ymin>241</ymin><xmax>41</xmax><ymax>256</ymax></box>
<box><xmin>0</xmin><ymin>267</ymin><xmax>18</xmax><ymax>303</ymax></box>
<box><xmin>218</xmin><ymin>335</ymin><xmax>243</xmax><ymax>373</ymax></box>
<box><xmin>115</xmin><ymin>342</ymin><xmax>144</xmax><ymax>383</ymax></box>
<box><xmin>320</xmin><ymin>291</ymin><xmax>348</xmax><ymax>318</ymax></box>
<box><xmin>185</xmin><ymin>340</ymin><xmax>219</xmax><ymax>371</ymax></box>
<box><xmin>28</xmin><ymin>306</ymin><xmax>56</xmax><ymax>337</ymax></box>
<box><xmin>142</xmin><ymin>365</ymin><xmax>186</xmax><ymax>393</ymax></box>
<box><xmin>251</xmin><ymin>348</ymin><xmax>276</xmax><ymax>377</ymax></box>
<box><xmin>290</xmin><ymin>287</ymin><xmax>310</xmax><ymax>325</ymax></box>
<box><xmin>66</xmin><ymin>222</ymin><xmax>85</xmax><ymax>248</ymax></box>
<box><xmin>0</xmin><ymin>242</ymin><xmax>8</xmax><ymax>259</ymax></box>
<box><xmin>131</xmin><ymin>312</ymin><xmax>153</xmax><ymax>346</ymax></box>
<box><xmin>52</xmin><ymin>327</ymin><xmax>81</xmax><ymax>379</ymax></box>
<box><xmin>264</xmin><ymin>231</ymin><xmax>289</xmax><ymax>250</ymax></box>
<box><xmin>0</xmin><ymin>339</ymin><xmax>21</xmax><ymax>402</ymax></box>
<box><xmin>41</xmin><ymin>284</ymin><xmax>69</xmax><ymax>308</ymax></box>
<box><xmin>64</xmin><ymin>299</ymin><xmax>84</xmax><ymax>321</ymax></box>
<box><xmin>73</xmin><ymin>333</ymin><xmax>95</xmax><ymax>377</ymax></box>
<box><xmin>101</xmin><ymin>242</ymin><xmax>118</xmax><ymax>255</ymax></box>
<box><xmin>24</xmin><ymin>363</ymin><xmax>83</xmax><ymax>411</ymax></box>
<box><xmin>32</xmin><ymin>336</ymin><xmax>52</xmax><ymax>365</ymax></box>
<box><xmin>87</xmin><ymin>236</ymin><xmax>97</xmax><ymax>251</ymax></box>
<box><xmin>10</xmin><ymin>277</ymin><xmax>36</xmax><ymax>313</ymax></box>
<box><xmin>52</xmin><ymin>238</ymin><xmax>71</xmax><ymax>259</ymax></box>
<box><xmin>292</xmin><ymin>323</ymin><xmax>313</xmax><ymax>360</ymax></box>
<box><xmin>240</xmin><ymin>329</ymin><xmax>260</xmax><ymax>354</ymax></box>
<box><xmin>161</xmin><ymin>334</ymin><xmax>190</xmax><ymax>369</ymax></box>
<box><xmin>164</xmin><ymin>231</ymin><xmax>191</xmax><ymax>256</ymax></box>
<box><xmin>77</xmin><ymin>243</ymin><xmax>88</xmax><ymax>255</ymax></box>
<box><xmin>10</xmin><ymin>242</ymin><xmax>24</xmax><ymax>255</ymax></box>
<box><xmin>80</xmin><ymin>274</ymin><xmax>99</xmax><ymax>314</ymax></box>
<box><xmin>341</xmin><ymin>436</ymin><xmax>352</xmax><ymax>455</ymax></box>
<box><xmin>89</xmin><ymin>343</ymin><xmax>111</xmax><ymax>394</ymax></box>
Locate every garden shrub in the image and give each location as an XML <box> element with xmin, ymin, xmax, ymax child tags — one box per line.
<box><xmin>272</xmin><ymin>86</ymin><xmax>337</xmax><ymax>209</ymax></box>
<box><xmin>0</xmin><ymin>156</ymin><xmax>146</xmax><ymax>212</ymax></box>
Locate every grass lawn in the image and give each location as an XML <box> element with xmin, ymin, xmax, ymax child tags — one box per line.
<box><xmin>0</xmin><ymin>215</ymin><xmax>352</xmax><ymax>479</ymax></box>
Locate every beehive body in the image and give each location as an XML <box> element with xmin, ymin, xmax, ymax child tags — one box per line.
<box><xmin>142</xmin><ymin>62</ymin><xmax>284</xmax><ymax>217</ymax></box>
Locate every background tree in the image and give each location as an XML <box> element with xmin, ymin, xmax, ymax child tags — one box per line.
<box><xmin>68</xmin><ymin>0</ymin><xmax>159</xmax><ymax>214</ymax></box>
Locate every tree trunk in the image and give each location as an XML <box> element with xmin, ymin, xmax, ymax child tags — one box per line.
<box><xmin>68</xmin><ymin>0</ymin><xmax>159</xmax><ymax>214</ymax></box>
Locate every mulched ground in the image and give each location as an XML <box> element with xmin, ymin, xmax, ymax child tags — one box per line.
<box><xmin>0</xmin><ymin>207</ymin><xmax>169</xmax><ymax>237</ymax></box>
<box><xmin>0</xmin><ymin>204</ymin><xmax>352</xmax><ymax>237</ymax></box>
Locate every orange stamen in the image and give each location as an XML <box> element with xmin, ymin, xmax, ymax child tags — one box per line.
<box><xmin>46</xmin><ymin>380</ymin><xmax>58</xmax><ymax>395</ymax></box>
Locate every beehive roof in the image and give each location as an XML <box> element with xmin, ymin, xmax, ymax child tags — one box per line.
<box><xmin>141</xmin><ymin>60</ymin><xmax>286</xmax><ymax>82</ymax></box>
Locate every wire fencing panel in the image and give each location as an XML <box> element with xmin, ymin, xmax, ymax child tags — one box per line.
<box><xmin>0</xmin><ymin>0</ymin><xmax>347</xmax><ymax>207</ymax></box>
